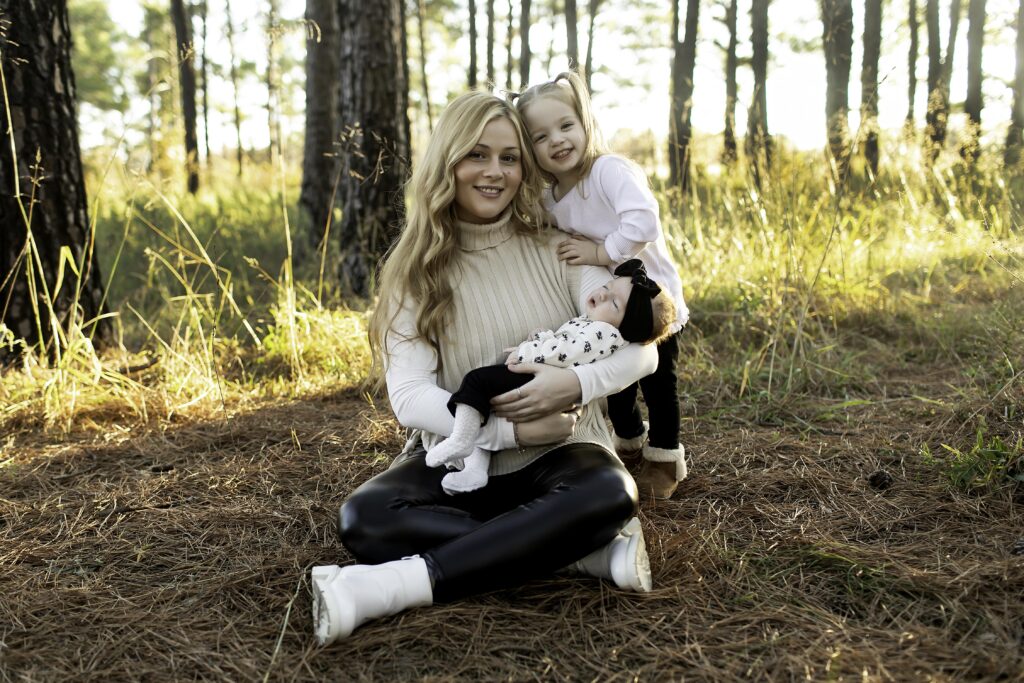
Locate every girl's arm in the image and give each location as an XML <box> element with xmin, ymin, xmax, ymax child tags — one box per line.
<box><xmin>385</xmin><ymin>306</ymin><xmax>516</xmax><ymax>451</ymax></box>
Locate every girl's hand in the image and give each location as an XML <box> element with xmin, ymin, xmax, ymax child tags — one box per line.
<box><xmin>557</xmin><ymin>236</ymin><xmax>611</xmax><ymax>266</ymax></box>
<box><xmin>491</xmin><ymin>363</ymin><xmax>583</xmax><ymax>421</ymax></box>
<box><xmin>514</xmin><ymin>410</ymin><xmax>579</xmax><ymax>446</ymax></box>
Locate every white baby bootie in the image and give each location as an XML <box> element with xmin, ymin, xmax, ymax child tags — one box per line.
<box><xmin>311</xmin><ymin>556</ymin><xmax>433</xmax><ymax>645</ymax></box>
<box><xmin>569</xmin><ymin>517</ymin><xmax>652</xmax><ymax>592</ymax></box>
<box><xmin>426</xmin><ymin>405</ymin><xmax>482</xmax><ymax>468</ymax></box>
<box><xmin>440</xmin><ymin>446</ymin><xmax>491</xmax><ymax>494</ymax></box>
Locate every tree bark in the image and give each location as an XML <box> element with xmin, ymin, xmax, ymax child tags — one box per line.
<box><xmin>336</xmin><ymin>0</ymin><xmax>409</xmax><ymax>297</ymax></box>
<box><xmin>519</xmin><ymin>0</ymin><xmax>532</xmax><ymax>88</ymax></box>
<box><xmin>566</xmin><ymin>0</ymin><xmax>579</xmax><ymax>68</ymax></box>
<box><xmin>905</xmin><ymin>0</ymin><xmax>919</xmax><ymax>132</ymax></box>
<box><xmin>821</xmin><ymin>0</ymin><xmax>853</xmax><ymax>180</ymax></box>
<box><xmin>585</xmin><ymin>0</ymin><xmax>601</xmax><ymax>92</ymax></box>
<box><xmin>668</xmin><ymin>0</ymin><xmax>699</xmax><ymax>191</ymax></box>
<box><xmin>506</xmin><ymin>0</ymin><xmax>515</xmax><ymax>89</ymax></box>
<box><xmin>1007</xmin><ymin>0</ymin><xmax>1024</xmax><ymax>167</ymax></box>
<box><xmin>265</xmin><ymin>0</ymin><xmax>283</xmax><ymax>163</ymax></box>
<box><xmin>487</xmin><ymin>0</ymin><xmax>496</xmax><ymax>85</ymax></box>
<box><xmin>416</xmin><ymin>0</ymin><xmax>433</xmax><ymax>130</ymax></box>
<box><xmin>300</xmin><ymin>0</ymin><xmax>340</xmax><ymax>248</ymax></box>
<box><xmin>925</xmin><ymin>0</ymin><xmax>962</xmax><ymax>158</ymax></box>
<box><xmin>960</xmin><ymin>0</ymin><xmax>985</xmax><ymax>163</ymax></box>
<box><xmin>0</xmin><ymin>0</ymin><xmax>110</xmax><ymax>359</ymax></box>
<box><xmin>746</xmin><ymin>0</ymin><xmax>771</xmax><ymax>180</ymax></box>
<box><xmin>225</xmin><ymin>0</ymin><xmax>244</xmax><ymax>176</ymax></box>
<box><xmin>197</xmin><ymin>0</ymin><xmax>211</xmax><ymax>166</ymax></box>
<box><xmin>171</xmin><ymin>0</ymin><xmax>200</xmax><ymax>193</ymax></box>
<box><xmin>860</xmin><ymin>0</ymin><xmax>882</xmax><ymax>176</ymax></box>
<box><xmin>722</xmin><ymin>0</ymin><xmax>738</xmax><ymax>163</ymax></box>
<box><xmin>469</xmin><ymin>0</ymin><xmax>478</xmax><ymax>87</ymax></box>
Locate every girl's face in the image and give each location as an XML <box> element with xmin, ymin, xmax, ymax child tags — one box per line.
<box><xmin>584</xmin><ymin>276</ymin><xmax>633</xmax><ymax>328</ymax></box>
<box><xmin>522</xmin><ymin>95</ymin><xmax>587</xmax><ymax>183</ymax></box>
<box><xmin>453</xmin><ymin>117</ymin><xmax>523</xmax><ymax>224</ymax></box>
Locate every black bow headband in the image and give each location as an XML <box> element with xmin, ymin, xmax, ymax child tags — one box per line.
<box><xmin>614</xmin><ymin>259</ymin><xmax>662</xmax><ymax>343</ymax></box>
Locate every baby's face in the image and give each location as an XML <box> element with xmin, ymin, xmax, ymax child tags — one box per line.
<box><xmin>584</xmin><ymin>276</ymin><xmax>633</xmax><ymax>328</ymax></box>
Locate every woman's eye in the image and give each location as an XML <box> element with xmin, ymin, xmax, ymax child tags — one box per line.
<box><xmin>501</xmin><ymin>154</ymin><xmax>519</xmax><ymax>163</ymax></box>
<box><xmin>467</xmin><ymin>151</ymin><xmax>485</xmax><ymax>160</ymax></box>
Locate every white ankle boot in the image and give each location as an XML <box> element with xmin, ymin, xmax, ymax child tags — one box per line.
<box><xmin>311</xmin><ymin>556</ymin><xmax>433</xmax><ymax>645</ymax></box>
<box><xmin>570</xmin><ymin>517</ymin><xmax>652</xmax><ymax>592</ymax></box>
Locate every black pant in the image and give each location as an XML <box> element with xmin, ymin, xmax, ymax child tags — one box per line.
<box><xmin>337</xmin><ymin>443</ymin><xmax>637</xmax><ymax>602</ymax></box>
<box><xmin>607</xmin><ymin>330</ymin><xmax>681</xmax><ymax>449</ymax></box>
<box><xmin>446</xmin><ymin>363</ymin><xmax>532</xmax><ymax>421</ymax></box>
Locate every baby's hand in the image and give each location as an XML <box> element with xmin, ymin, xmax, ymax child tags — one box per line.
<box><xmin>503</xmin><ymin>347</ymin><xmax>519</xmax><ymax>365</ymax></box>
<box><xmin>557</xmin><ymin>235</ymin><xmax>608</xmax><ymax>266</ymax></box>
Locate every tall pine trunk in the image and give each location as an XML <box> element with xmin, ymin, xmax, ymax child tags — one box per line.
<box><xmin>417</xmin><ymin>0</ymin><xmax>433</xmax><ymax>129</ymax></box>
<box><xmin>960</xmin><ymin>0</ymin><xmax>985</xmax><ymax>163</ymax></box>
<box><xmin>1007</xmin><ymin>0</ymin><xmax>1024</xmax><ymax>167</ymax></box>
<box><xmin>198</xmin><ymin>0</ymin><xmax>211</xmax><ymax>166</ymax></box>
<box><xmin>0</xmin><ymin>0</ymin><xmax>110</xmax><ymax>358</ymax></box>
<box><xmin>821</xmin><ymin>0</ymin><xmax>853</xmax><ymax>180</ymax></box>
<box><xmin>860</xmin><ymin>0</ymin><xmax>882</xmax><ymax>176</ymax></box>
<box><xmin>519</xmin><ymin>0</ymin><xmax>532</xmax><ymax>88</ymax></box>
<box><xmin>905</xmin><ymin>0</ymin><xmax>919</xmax><ymax>134</ymax></box>
<box><xmin>925</xmin><ymin>0</ymin><xmax>962</xmax><ymax>159</ymax></box>
<box><xmin>487</xmin><ymin>0</ymin><xmax>496</xmax><ymax>85</ymax></box>
<box><xmin>668</xmin><ymin>0</ymin><xmax>699</xmax><ymax>191</ymax></box>
<box><xmin>722</xmin><ymin>0</ymin><xmax>738</xmax><ymax>163</ymax></box>
<box><xmin>170</xmin><ymin>0</ymin><xmax>200</xmax><ymax>193</ymax></box>
<box><xmin>746</xmin><ymin>0</ymin><xmax>771</xmax><ymax>181</ymax></box>
<box><xmin>566</xmin><ymin>0</ymin><xmax>578</xmax><ymax>68</ymax></box>
<box><xmin>506</xmin><ymin>0</ymin><xmax>515</xmax><ymax>89</ymax></box>
<box><xmin>585</xmin><ymin>0</ymin><xmax>601</xmax><ymax>91</ymax></box>
<box><xmin>469</xmin><ymin>0</ymin><xmax>478</xmax><ymax>87</ymax></box>
<box><xmin>225</xmin><ymin>0</ymin><xmax>244</xmax><ymax>176</ymax></box>
<box><xmin>265</xmin><ymin>0</ymin><xmax>283</xmax><ymax>163</ymax></box>
<box><xmin>336</xmin><ymin>0</ymin><xmax>409</xmax><ymax>297</ymax></box>
<box><xmin>300</xmin><ymin>0</ymin><xmax>340</xmax><ymax>248</ymax></box>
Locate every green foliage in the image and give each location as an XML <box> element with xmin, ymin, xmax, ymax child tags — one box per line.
<box><xmin>938</xmin><ymin>425</ymin><xmax>1024</xmax><ymax>492</ymax></box>
<box><xmin>68</xmin><ymin>0</ymin><xmax>132</xmax><ymax>113</ymax></box>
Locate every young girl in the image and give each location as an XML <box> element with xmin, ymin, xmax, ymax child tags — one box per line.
<box><xmin>428</xmin><ymin>260</ymin><xmax>676</xmax><ymax>494</ymax></box>
<box><xmin>514</xmin><ymin>71</ymin><xmax>690</xmax><ymax>499</ymax></box>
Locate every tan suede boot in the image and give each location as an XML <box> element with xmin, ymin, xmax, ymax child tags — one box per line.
<box><xmin>612</xmin><ymin>421</ymin><xmax>647</xmax><ymax>471</ymax></box>
<box><xmin>636</xmin><ymin>444</ymin><xmax>687</xmax><ymax>499</ymax></box>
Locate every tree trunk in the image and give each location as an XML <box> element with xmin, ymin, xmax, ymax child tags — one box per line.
<box><xmin>171</xmin><ymin>0</ymin><xmax>200</xmax><ymax>193</ymax></box>
<box><xmin>336</xmin><ymin>0</ymin><xmax>409</xmax><ymax>297</ymax></box>
<box><xmin>960</xmin><ymin>0</ymin><xmax>985</xmax><ymax>163</ymax></box>
<box><xmin>198</xmin><ymin>0</ymin><xmax>211</xmax><ymax>167</ymax></box>
<box><xmin>265</xmin><ymin>0</ymin><xmax>283</xmax><ymax>163</ymax></box>
<box><xmin>145</xmin><ymin>8</ymin><xmax>162</xmax><ymax>172</ymax></box>
<box><xmin>506</xmin><ymin>0</ymin><xmax>515</xmax><ymax>89</ymax></box>
<box><xmin>1007</xmin><ymin>0</ymin><xmax>1024</xmax><ymax>167</ymax></box>
<box><xmin>566</xmin><ymin>0</ymin><xmax>579</xmax><ymax>68</ymax></box>
<box><xmin>544</xmin><ymin>0</ymin><xmax>557</xmax><ymax>75</ymax></box>
<box><xmin>925</xmin><ymin>0</ymin><xmax>962</xmax><ymax>158</ymax></box>
<box><xmin>860</xmin><ymin>0</ymin><xmax>882</xmax><ymax>176</ymax></box>
<box><xmin>821</xmin><ymin>0</ymin><xmax>853</xmax><ymax>180</ymax></box>
<box><xmin>487</xmin><ymin>0</ymin><xmax>496</xmax><ymax>85</ymax></box>
<box><xmin>0</xmin><ymin>0</ymin><xmax>110</xmax><ymax>359</ymax></box>
<box><xmin>668</xmin><ymin>0</ymin><xmax>699</xmax><ymax>191</ymax></box>
<box><xmin>399</xmin><ymin>0</ymin><xmax>411</xmax><ymax>150</ymax></box>
<box><xmin>300</xmin><ymin>0</ymin><xmax>340</xmax><ymax>248</ymax></box>
<box><xmin>225</xmin><ymin>0</ymin><xmax>244</xmax><ymax>176</ymax></box>
<box><xmin>416</xmin><ymin>0</ymin><xmax>433</xmax><ymax>130</ymax></box>
<box><xmin>746</xmin><ymin>0</ymin><xmax>771</xmax><ymax>180</ymax></box>
<box><xmin>585</xmin><ymin>0</ymin><xmax>601</xmax><ymax>92</ymax></box>
<box><xmin>469</xmin><ymin>0</ymin><xmax>478</xmax><ymax>87</ymax></box>
<box><xmin>905</xmin><ymin>0</ymin><xmax>919</xmax><ymax>133</ymax></box>
<box><xmin>722</xmin><ymin>0</ymin><xmax>738</xmax><ymax>163</ymax></box>
<box><xmin>519</xmin><ymin>0</ymin><xmax>532</xmax><ymax>88</ymax></box>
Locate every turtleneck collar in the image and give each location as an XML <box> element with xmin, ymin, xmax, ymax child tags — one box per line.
<box><xmin>455</xmin><ymin>208</ymin><xmax>515</xmax><ymax>251</ymax></box>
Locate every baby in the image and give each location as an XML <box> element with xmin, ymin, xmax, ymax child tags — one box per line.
<box><xmin>426</xmin><ymin>259</ymin><xmax>675</xmax><ymax>494</ymax></box>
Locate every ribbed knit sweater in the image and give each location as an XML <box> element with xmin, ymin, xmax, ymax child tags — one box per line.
<box><xmin>384</xmin><ymin>210</ymin><xmax>658</xmax><ymax>476</ymax></box>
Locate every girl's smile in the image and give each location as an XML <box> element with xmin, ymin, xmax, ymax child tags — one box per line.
<box><xmin>523</xmin><ymin>97</ymin><xmax>587</xmax><ymax>188</ymax></box>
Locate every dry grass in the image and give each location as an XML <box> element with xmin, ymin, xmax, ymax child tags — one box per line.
<box><xmin>2</xmin><ymin>344</ymin><xmax>1021</xmax><ymax>682</ymax></box>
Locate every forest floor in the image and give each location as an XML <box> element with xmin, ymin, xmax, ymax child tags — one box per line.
<box><xmin>2</xmin><ymin>273</ymin><xmax>1023</xmax><ymax>682</ymax></box>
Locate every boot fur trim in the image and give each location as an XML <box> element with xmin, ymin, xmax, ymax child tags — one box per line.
<box><xmin>642</xmin><ymin>444</ymin><xmax>687</xmax><ymax>481</ymax></box>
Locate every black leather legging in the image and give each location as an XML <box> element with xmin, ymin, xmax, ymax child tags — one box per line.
<box><xmin>337</xmin><ymin>443</ymin><xmax>637</xmax><ymax>602</ymax></box>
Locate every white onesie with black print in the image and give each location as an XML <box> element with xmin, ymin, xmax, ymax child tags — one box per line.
<box><xmin>513</xmin><ymin>316</ymin><xmax>629</xmax><ymax>368</ymax></box>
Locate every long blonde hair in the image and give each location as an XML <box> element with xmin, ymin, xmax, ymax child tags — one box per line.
<box><xmin>368</xmin><ymin>91</ymin><xmax>547</xmax><ymax>382</ymax></box>
<box><xmin>512</xmin><ymin>69</ymin><xmax>609</xmax><ymax>186</ymax></box>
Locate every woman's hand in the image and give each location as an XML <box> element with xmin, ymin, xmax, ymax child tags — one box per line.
<box><xmin>557</xmin><ymin>236</ymin><xmax>611</xmax><ymax>266</ymax></box>
<box><xmin>514</xmin><ymin>410</ymin><xmax>580</xmax><ymax>446</ymax></box>
<box><xmin>491</xmin><ymin>363</ymin><xmax>583</xmax><ymax>421</ymax></box>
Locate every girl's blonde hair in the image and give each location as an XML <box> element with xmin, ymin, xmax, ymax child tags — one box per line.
<box><xmin>368</xmin><ymin>91</ymin><xmax>547</xmax><ymax>382</ymax></box>
<box><xmin>511</xmin><ymin>69</ymin><xmax>609</xmax><ymax>186</ymax></box>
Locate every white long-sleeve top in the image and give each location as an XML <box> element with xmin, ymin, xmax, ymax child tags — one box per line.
<box><xmin>383</xmin><ymin>212</ymin><xmax>657</xmax><ymax>476</ymax></box>
<box><xmin>544</xmin><ymin>154</ymin><xmax>689</xmax><ymax>331</ymax></box>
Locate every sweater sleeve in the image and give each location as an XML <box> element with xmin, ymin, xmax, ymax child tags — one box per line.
<box><xmin>385</xmin><ymin>304</ymin><xmax>516</xmax><ymax>450</ymax></box>
<box><xmin>594</xmin><ymin>156</ymin><xmax>663</xmax><ymax>264</ymax></box>
<box><xmin>568</xmin><ymin>266</ymin><xmax>658</xmax><ymax>403</ymax></box>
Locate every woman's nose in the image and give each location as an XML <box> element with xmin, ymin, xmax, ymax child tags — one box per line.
<box><xmin>483</xmin><ymin>159</ymin><xmax>502</xmax><ymax>177</ymax></box>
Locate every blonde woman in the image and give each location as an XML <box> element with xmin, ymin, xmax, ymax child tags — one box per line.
<box><xmin>310</xmin><ymin>91</ymin><xmax>658</xmax><ymax>645</ymax></box>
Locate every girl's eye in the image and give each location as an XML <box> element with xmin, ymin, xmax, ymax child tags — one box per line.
<box><xmin>561</xmin><ymin>122</ymin><xmax>573</xmax><ymax>130</ymax></box>
<box><xmin>533</xmin><ymin>135</ymin><xmax>546</xmax><ymax>143</ymax></box>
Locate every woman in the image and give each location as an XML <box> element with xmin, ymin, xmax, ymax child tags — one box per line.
<box><xmin>311</xmin><ymin>91</ymin><xmax>658</xmax><ymax>645</ymax></box>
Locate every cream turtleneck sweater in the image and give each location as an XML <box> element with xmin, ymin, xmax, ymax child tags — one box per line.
<box><xmin>384</xmin><ymin>210</ymin><xmax>657</xmax><ymax>476</ymax></box>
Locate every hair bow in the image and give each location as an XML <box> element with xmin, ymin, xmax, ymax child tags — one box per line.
<box><xmin>613</xmin><ymin>259</ymin><xmax>662</xmax><ymax>343</ymax></box>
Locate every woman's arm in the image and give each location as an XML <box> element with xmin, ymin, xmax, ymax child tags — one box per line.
<box><xmin>385</xmin><ymin>306</ymin><xmax>515</xmax><ymax>450</ymax></box>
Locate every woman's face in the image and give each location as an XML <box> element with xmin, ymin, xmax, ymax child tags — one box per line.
<box><xmin>453</xmin><ymin>117</ymin><xmax>523</xmax><ymax>224</ymax></box>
